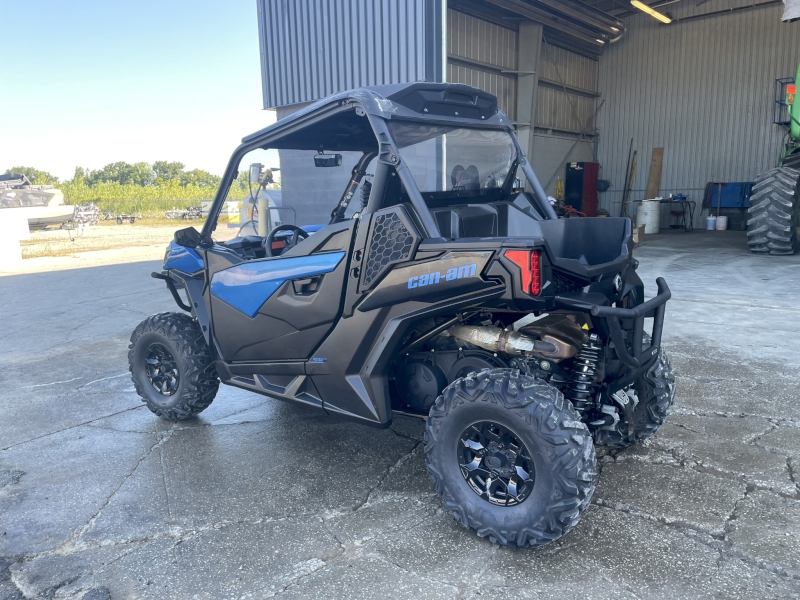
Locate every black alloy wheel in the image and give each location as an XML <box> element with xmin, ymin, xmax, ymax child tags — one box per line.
<box><xmin>129</xmin><ymin>312</ymin><xmax>219</xmax><ymax>421</ymax></box>
<box><xmin>145</xmin><ymin>343</ymin><xmax>180</xmax><ymax>396</ymax></box>
<box><xmin>425</xmin><ymin>369</ymin><xmax>597</xmax><ymax>546</ymax></box>
<box><xmin>458</xmin><ymin>421</ymin><xmax>535</xmax><ymax>506</ymax></box>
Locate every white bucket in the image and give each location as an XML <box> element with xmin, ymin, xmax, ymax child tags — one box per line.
<box><xmin>637</xmin><ymin>200</ymin><xmax>660</xmax><ymax>234</ymax></box>
<box><xmin>715</xmin><ymin>215</ymin><xmax>728</xmax><ymax>231</ymax></box>
<box><xmin>706</xmin><ymin>215</ymin><xmax>716</xmax><ymax>230</ymax></box>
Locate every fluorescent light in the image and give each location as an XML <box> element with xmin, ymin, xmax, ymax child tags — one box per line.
<box><xmin>630</xmin><ymin>0</ymin><xmax>672</xmax><ymax>23</ymax></box>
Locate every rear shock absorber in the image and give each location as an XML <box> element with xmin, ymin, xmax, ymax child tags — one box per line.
<box><xmin>565</xmin><ymin>333</ymin><xmax>603</xmax><ymax>417</ymax></box>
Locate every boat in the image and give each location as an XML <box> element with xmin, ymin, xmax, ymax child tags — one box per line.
<box><xmin>0</xmin><ymin>174</ymin><xmax>76</xmax><ymax>230</ymax></box>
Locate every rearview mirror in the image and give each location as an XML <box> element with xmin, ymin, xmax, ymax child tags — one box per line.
<box><xmin>174</xmin><ymin>227</ymin><xmax>201</xmax><ymax>248</ymax></box>
<box><xmin>314</xmin><ymin>153</ymin><xmax>342</xmax><ymax>168</ymax></box>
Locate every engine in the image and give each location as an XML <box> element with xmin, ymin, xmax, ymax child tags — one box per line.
<box><xmin>394</xmin><ymin>313</ymin><xmax>593</xmax><ymax>414</ymax></box>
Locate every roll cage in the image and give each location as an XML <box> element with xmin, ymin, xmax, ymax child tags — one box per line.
<box><xmin>199</xmin><ymin>82</ymin><xmax>557</xmax><ymax>247</ymax></box>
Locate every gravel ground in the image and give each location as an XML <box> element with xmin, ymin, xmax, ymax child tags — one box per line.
<box><xmin>20</xmin><ymin>222</ymin><xmax>237</xmax><ymax>259</ymax></box>
<box><xmin>0</xmin><ymin>230</ymin><xmax>799</xmax><ymax>599</ymax></box>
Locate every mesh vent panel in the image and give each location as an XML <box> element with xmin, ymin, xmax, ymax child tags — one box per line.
<box><xmin>362</xmin><ymin>212</ymin><xmax>413</xmax><ymax>287</ymax></box>
<box><xmin>553</xmin><ymin>271</ymin><xmax>585</xmax><ymax>294</ymax></box>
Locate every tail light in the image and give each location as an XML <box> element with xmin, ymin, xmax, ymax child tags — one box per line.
<box><xmin>504</xmin><ymin>250</ymin><xmax>542</xmax><ymax>296</ymax></box>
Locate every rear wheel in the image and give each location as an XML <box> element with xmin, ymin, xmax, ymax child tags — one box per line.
<box><xmin>593</xmin><ymin>340</ymin><xmax>675</xmax><ymax>449</ymax></box>
<box><xmin>128</xmin><ymin>312</ymin><xmax>219</xmax><ymax>421</ymax></box>
<box><xmin>425</xmin><ymin>369</ymin><xmax>596</xmax><ymax>547</ymax></box>
<box><xmin>747</xmin><ymin>167</ymin><xmax>799</xmax><ymax>255</ymax></box>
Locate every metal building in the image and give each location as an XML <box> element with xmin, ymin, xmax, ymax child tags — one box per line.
<box><xmin>256</xmin><ymin>0</ymin><xmax>798</xmax><ymax>227</ymax></box>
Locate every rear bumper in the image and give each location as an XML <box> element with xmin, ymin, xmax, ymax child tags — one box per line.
<box><xmin>554</xmin><ymin>277</ymin><xmax>671</xmax><ymax>393</ymax></box>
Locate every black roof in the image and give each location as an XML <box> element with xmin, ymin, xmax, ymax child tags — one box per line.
<box><xmin>242</xmin><ymin>82</ymin><xmax>512</xmax><ymax>150</ymax></box>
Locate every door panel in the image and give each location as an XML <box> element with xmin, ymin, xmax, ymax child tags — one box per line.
<box><xmin>210</xmin><ymin>252</ymin><xmax>346</xmax><ymax>318</ymax></box>
<box><xmin>206</xmin><ymin>222</ymin><xmax>355</xmax><ymax>362</ymax></box>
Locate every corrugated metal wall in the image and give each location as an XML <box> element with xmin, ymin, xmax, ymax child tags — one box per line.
<box><xmin>596</xmin><ymin>0</ymin><xmax>799</xmax><ymax>223</ymax></box>
<box><xmin>539</xmin><ymin>43</ymin><xmax>598</xmax><ymax>94</ymax></box>
<box><xmin>532</xmin><ymin>41</ymin><xmax>599</xmax><ymax>194</ymax></box>
<box><xmin>536</xmin><ymin>42</ymin><xmax>599</xmax><ymax>134</ymax></box>
<box><xmin>536</xmin><ymin>87</ymin><xmax>596</xmax><ymax>133</ymax></box>
<box><xmin>446</xmin><ymin>8</ymin><xmax>518</xmax><ymax>119</ymax></box>
<box><xmin>537</xmin><ymin>42</ymin><xmax>599</xmax><ymax>133</ymax></box>
<box><xmin>258</xmin><ymin>0</ymin><xmax>443</xmax><ymax>108</ymax></box>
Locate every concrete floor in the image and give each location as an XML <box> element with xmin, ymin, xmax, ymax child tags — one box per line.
<box><xmin>1</xmin><ymin>230</ymin><xmax>799</xmax><ymax>599</ymax></box>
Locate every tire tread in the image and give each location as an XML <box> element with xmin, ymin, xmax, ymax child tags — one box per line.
<box><xmin>128</xmin><ymin>312</ymin><xmax>219</xmax><ymax>421</ymax></box>
<box><xmin>424</xmin><ymin>369</ymin><xmax>597</xmax><ymax>547</ymax></box>
<box><xmin>747</xmin><ymin>167</ymin><xmax>799</xmax><ymax>256</ymax></box>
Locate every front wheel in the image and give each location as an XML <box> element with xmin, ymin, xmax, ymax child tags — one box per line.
<box><xmin>128</xmin><ymin>312</ymin><xmax>219</xmax><ymax>421</ymax></box>
<box><xmin>425</xmin><ymin>369</ymin><xmax>596</xmax><ymax>547</ymax></box>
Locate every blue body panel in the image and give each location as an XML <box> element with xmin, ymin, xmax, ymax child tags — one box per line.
<box><xmin>210</xmin><ymin>251</ymin><xmax>346</xmax><ymax>318</ymax></box>
<box><xmin>163</xmin><ymin>241</ymin><xmax>204</xmax><ymax>274</ymax></box>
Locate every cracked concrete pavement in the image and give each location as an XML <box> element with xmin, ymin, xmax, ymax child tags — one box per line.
<box><xmin>1</xmin><ymin>231</ymin><xmax>799</xmax><ymax>599</ymax></box>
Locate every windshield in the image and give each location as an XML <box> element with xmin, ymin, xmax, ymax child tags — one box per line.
<box><xmin>388</xmin><ymin>121</ymin><xmax>517</xmax><ymax>193</ymax></box>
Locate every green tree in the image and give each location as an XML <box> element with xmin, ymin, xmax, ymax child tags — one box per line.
<box><xmin>72</xmin><ymin>167</ymin><xmax>89</xmax><ymax>184</ymax></box>
<box><xmin>88</xmin><ymin>161</ymin><xmax>154</xmax><ymax>186</ymax></box>
<box><xmin>152</xmin><ymin>160</ymin><xmax>185</xmax><ymax>183</ymax></box>
<box><xmin>4</xmin><ymin>166</ymin><xmax>59</xmax><ymax>185</ymax></box>
<box><xmin>180</xmin><ymin>168</ymin><xmax>221</xmax><ymax>188</ymax></box>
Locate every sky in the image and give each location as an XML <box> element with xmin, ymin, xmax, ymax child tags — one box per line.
<box><xmin>0</xmin><ymin>0</ymin><xmax>277</xmax><ymax>181</ymax></box>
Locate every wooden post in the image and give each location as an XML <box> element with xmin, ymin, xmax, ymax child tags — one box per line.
<box><xmin>645</xmin><ymin>147</ymin><xmax>665</xmax><ymax>200</ymax></box>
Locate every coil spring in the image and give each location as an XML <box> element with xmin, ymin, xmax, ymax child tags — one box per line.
<box><xmin>566</xmin><ymin>334</ymin><xmax>602</xmax><ymax>416</ymax></box>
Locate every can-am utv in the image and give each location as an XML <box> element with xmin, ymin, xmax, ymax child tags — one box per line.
<box><xmin>129</xmin><ymin>82</ymin><xmax>675</xmax><ymax>547</ymax></box>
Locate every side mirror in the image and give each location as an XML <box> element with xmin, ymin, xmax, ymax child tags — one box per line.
<box><xmin>174</xmin><ymin>227</ymin><xmax>201</xmax><ymax>248</ymax></box>
<box><xmin>314</xmin><ymin>153</ymin><xmax>342</xmax><ymax>168</ymax></box>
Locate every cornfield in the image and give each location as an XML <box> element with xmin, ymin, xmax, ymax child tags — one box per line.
<box><xmin>60</xmin><ymin>179</ymin><xmax>259</xmax><ymax>217</ymax></box>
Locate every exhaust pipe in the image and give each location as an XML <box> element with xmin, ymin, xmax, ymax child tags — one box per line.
<box><xmin>447</xmin><ymin>325</ymin><xmax>576</xmax><ymax>359</ymax></box>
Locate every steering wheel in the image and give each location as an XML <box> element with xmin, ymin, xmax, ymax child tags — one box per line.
<box><xmin>263</xmin><ymin>224</ymin><xmax>309</xmax><ymax>257</ymax></box>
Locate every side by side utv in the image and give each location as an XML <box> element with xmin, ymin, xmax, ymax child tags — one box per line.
<box><xmin>129</xmin><ymin>82</ymin><xmax>675</xmax><ymax>547</ymax></box>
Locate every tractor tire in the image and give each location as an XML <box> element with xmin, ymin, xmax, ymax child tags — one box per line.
<box><xmin>782</xmin><ymin>149</ymin><xmax>800</xmax><ymax>171</ymax></box>
<box><xmin>425</xmin><ymin>369</ymin><xmax>596</xmax><ymax>547</ymax></box>
<box><xmin>747</xmin><ymin>167</ymin><xmax>799</xmax><ymax>256</ymax></box>
<box><xmin>593</xmin><ymin>339</ymin><xmax>675</xmax><ymax>449</ymax></box>
<box><xmin>128</xmin><ymin>312</ymin><xmax>219</xmax><ymax>421</ymax></box>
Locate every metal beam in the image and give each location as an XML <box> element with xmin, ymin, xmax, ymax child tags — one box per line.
<box><xmin>515</xmin><ymin>21</ymin><xmax>543</xmax><ymax>162</ymax></box>
<box><xmin>528</xmin><ymin>0</ymin><xmax>623</xmax><ymax>35</ymax></box>
<box><xmin>670</xmin><ymin>0</ymin><xmax>782</xmax><ymax>23</ymax></box>
<box><xmin>483</xmin><ymin>0</ymin><xmax>608</xmax><ymax>46</ymax></box>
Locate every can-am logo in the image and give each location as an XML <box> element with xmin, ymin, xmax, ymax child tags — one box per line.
<box><xmin>408</xmin><ymin>263</ymin><xmax>477</xmax><ymax>289</ymax></box>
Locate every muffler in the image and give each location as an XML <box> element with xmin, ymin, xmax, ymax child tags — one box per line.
<box><xmin>446</xmin><ymin>325</ymin><xmax>576</xmax><ymax>359</ymax></box>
